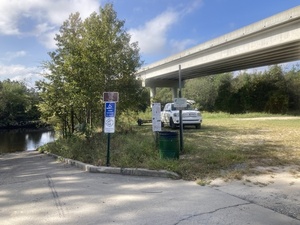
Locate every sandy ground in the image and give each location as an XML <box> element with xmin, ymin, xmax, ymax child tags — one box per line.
<box><xmin>209</xmin><ymin>165</ymin><xmax>300</xmax><ymax>220</ymax></box>
<box><xmin>211</xmin><ymin>116</ymin><xmax>300</xmax><ymax>220</ymax></box>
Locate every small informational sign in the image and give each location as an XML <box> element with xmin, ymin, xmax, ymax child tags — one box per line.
<box><xmin>104</xmin><ymin>102</ymin><xmax>116</xmax><ymax>133</ymax></box>
<box><xmin>105</xmin><ymin>102</ymin><xmax>116</xmax><ymax>118</ymax></box>
<box><xmin>174</xmin><ymin>98</ymin><xmax>187</xmax><ymax>109</ymax></box>
<box><xmin>104</xmin><ymin>117</ymin><xmax>115</xmax><ymax>133</ymax></box>
<box><xmin>103</xmin><ymin>92</ymin><xmax>119</xmax><ymax>102</ymax></box>
<box><xmin>152</xmin><ymin>103</ymin><xmax>161</xmax><ymax>132</ymax></box>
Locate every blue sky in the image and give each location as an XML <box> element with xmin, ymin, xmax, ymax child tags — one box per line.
<box><xmin>0</xmin><ymin>0</ymin><xmax>299</xmax><ymax>87</ymax></box>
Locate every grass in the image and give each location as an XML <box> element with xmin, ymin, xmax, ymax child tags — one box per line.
<box><xmin>39</xmin><ymin>112</ymin><xmax>300</xmax><ymax>181</ymax></box>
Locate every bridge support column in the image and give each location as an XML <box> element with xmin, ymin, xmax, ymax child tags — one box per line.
<box><xmin>150</xmin><ymin>87</ymin><xmax>156</xmax><ymax>105</ymax></box>
<box><xmin>172</xmin><ymin>87</ymin><xmax>178</xmax><ymax>100</ymax></box>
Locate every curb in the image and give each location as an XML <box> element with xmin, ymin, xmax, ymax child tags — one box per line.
<box><xmin>44</xmin><ymin>151</ymin><xmax>181</xmax><ymax>180</ymax></box>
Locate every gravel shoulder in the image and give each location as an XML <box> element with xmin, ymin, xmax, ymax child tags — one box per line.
<box><xmin>209</xmin><ymin>165</ymin><xmax>300</xmax><ymax>220</ymax></box>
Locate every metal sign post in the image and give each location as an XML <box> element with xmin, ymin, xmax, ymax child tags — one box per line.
<box><xmin>103</xmin><ymin>93</ymin><xmax>118</xmax><ymax>167</ymax></box>
<box><xmin>104</xmin><ymin>102</ymin><xmax>116</xmax><ymax>167</ymax></box>
<box><xmin>178</xmin><ymin>65</ymin><xmax>184</xmax><ymax>152</ymax></box>
<box><xmin>106</xmin><ymin>133</ymin><xmax>111</xmax><ymax>166</ymax></box>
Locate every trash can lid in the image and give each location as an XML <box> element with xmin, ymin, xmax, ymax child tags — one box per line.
<box><xmin>159</xmin><ymin>131</ymin><xmax>178</xmax><ymax>136</ymax></box>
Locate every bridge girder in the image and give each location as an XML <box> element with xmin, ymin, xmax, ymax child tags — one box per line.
<box><xmin>136</xmin><ymin>6</ymin><xmax>300</xmax><ymax>88</ymax></box>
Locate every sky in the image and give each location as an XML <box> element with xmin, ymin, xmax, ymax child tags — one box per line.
<box><xmin>0</xmin><ymin>0</ymin><xmax>299</xmax><ymax>87</ymax></box>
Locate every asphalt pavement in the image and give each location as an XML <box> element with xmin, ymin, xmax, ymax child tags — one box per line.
<box><xmin>0</xmin><ymin>151</ymin><xmax>299</xmax><ymax>225</ymax></box>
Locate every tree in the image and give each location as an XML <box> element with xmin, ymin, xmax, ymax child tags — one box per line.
<box><xmin>38</xmin><ymin>4</ymin><xmax>143</xmax><ymax>137</ymax></box>
<box><xmin>153</xmin><ymin>88</ymin><xmax>173</xmax><ymax>108</ymax></box>
<box><xmin>161</xmin><ymin>64</ymin><xmax>299</xmax><ymax>114</ymax></box>
<box><xmin>0</xmin><ymin>80</ymin><xmax>40</xmax><ymax>127</ymax></box>
<box><xmin>285</xmin><ymin>64</ymin><xmax>300</xmax><ymax>113</ymax></box>
<box><xmin>184</xmin><ymin>75</ymin><xmax>226</xmax><ymax>111</ymax></box>
<box><xmin>246</xmin><ymin>65</ymin><xmax>289</xmax><ymax>113</ymax></box>
<box><xmin>214</xmin><ymin>73</ymin><xmax>233</xmax><ymax>112</ymax></box>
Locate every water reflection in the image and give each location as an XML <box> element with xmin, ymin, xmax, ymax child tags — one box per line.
<box><xmin>0</xmin><ymin>129</ymin><xmax>55</xmax><ymax>154</ymax></box>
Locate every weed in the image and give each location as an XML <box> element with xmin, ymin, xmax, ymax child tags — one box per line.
<box><xmin>40</xmin><ymin>113</ymin><xmax>300</xmax><ymax>180</ymax></box>
<box><xmin>196</xmin><ymin>179</ymin><xmax>211</xmax><ymax>186</ymax></box>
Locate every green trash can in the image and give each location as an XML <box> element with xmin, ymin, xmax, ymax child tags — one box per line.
<box><xmin>159</xmin><ymin>131</ymin><xmax>179</xmax><ymax>159</ymax></box>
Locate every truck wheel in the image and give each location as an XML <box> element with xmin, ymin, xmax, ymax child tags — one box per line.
<box><xmin>137</xmin><ymin>119</ymin><xmax>142</xmax><ymax>126</ymax></box>
<box><xmin>195</xmin><ymin>123</ymin><xmax>201</xmax><ymax>129</ymax></box>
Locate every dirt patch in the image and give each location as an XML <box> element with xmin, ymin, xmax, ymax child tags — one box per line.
<box><xmin>210</xmin><ymin>165</ymin><xmax>300</xmax><ymax>220</ymax></box>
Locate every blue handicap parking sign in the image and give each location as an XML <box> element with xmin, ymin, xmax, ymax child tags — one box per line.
<box><xmin>105</xmin><ymin>102</ymin><xmax>116</xmax><ymax>117</ymax></box>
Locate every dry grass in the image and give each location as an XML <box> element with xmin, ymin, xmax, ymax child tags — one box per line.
<box><xmin>179</xmin><ymin>114</ymin><xmax>300</xmax><ymax>180</ymax></box>
<box><xmin>41</xmin><ymin>112</ymin><xmax>300</xmax><ymax>181</ymax></box>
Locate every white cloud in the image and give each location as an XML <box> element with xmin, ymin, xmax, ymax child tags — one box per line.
<box><xmin>1</xmin><ymin>51</ymin><xmax>27</xmax><ymax>62</ymax></box>
<box><xmin>38</xmin><ymin>30</ymin><xmax>59</xmax><ymax>50</ymax></box>
<box><xmin>45</xmin><ymin>0</ymin><xmax>99</xmax><ymax>26</ymax></box>
<box><xmin>129</xmin><ymin>0</ymin><xmax>203</xmax><ymax>59</ymax></box>
<box><xmin>0</xmin><ymin>0</ymin><xmax>99</xmax><ymax>48</ymax></box>
<box><xmin>34</xmin><ymin>23</ymin><xmax>55</xmax><ymax>36</ymax></box>
<box><xmin>0</xmin><ymin>1</ymin><xmax>20</xmax><ymax>35</ymax></box>
<box><xmin>180</xmin><ymin>0</ymin><xmax>204</xmax><ymax>15</ymax></box>
<box><xmin>129</xmin><ymin>10</ymin><xmax>178</xmax><ymax>54</ymax></box>
<box><xmin>0</xmin><ymin>64</ymin><xmax>43</xmax><ymax>88</ymax></box>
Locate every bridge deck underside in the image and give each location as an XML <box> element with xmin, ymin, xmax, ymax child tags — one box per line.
<box><xmin>139</xmin><ymin>6</ymin><xmax>300</xmax><ymax>88</ymax></box>
<box><xmin>148</xmin><ymin>40</ymin><xmax>300</xmax><ymax>85</ymax></box>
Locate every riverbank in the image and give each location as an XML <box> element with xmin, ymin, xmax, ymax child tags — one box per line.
<box><xmin>0</xmin><ymin>120</ymin><xmax>52</xmax><ymax>130</ymax></box>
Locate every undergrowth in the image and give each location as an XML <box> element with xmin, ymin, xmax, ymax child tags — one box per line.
<box><xmin>39</xmin><ymin>112</ymin><xmax>300</xmax><ymax>181</ymax></box>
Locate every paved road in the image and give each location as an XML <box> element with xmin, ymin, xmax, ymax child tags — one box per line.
<box><xmin>0</xmin><ymin>151</ymin><xmax>299</xmax><ymax>225</ymax></box>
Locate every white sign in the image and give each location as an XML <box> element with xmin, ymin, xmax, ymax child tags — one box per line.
<box><xmin>174</xmin><ymin>98</ymin><xmax>187</xmax><ymax>108</ymax></box>
<box><xmin>152</xmin><ymin>103</ymin><xmax>161</xmax><ymax>132</ymax></box>
<box><xmin>104</xmin><ymin>101</ymin><xmax>116</xmax><ymax>133</ymax></box>
<box><xmin>104</xmin><ymin>117</ymin><xmax>115</xmax><ymax>133</ymax></box>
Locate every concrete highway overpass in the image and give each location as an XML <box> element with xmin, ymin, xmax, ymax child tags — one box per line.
<box><xmin>135</xmin><ymin>6</ymin><xmax>300</xmax><ymax>98</ymax></box>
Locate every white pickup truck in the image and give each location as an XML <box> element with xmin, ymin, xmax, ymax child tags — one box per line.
<box><xmin>161</xmin><ymin>101</ymin><xmax>202</xmax><ymax>129</ymax></box>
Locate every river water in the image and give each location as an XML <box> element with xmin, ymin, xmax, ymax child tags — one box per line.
<box><xmin>0</xmin><ymin>129</ymin><xmax>55</xmax><ymax>154</ymax></box>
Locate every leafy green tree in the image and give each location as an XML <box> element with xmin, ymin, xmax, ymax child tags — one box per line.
<box><xmin>37</xmin><ymin>12</ymin><xmax>87</xmax><ymax>137</ymax></box>
<box><xmin>230</xmin><ymin>72</ymin><xmax>252</xmax><ymax>112</ymax></box>
<box><xmin>153</xmin><ymin>88</ymin><xmax>173</xmax><ymax>107</ymax></box>
<box><xmin>214</xmin><ymin>73</ymin><xmax>233</xmax><ymax>112</ymax></box>
<box><xmin>157</xmin><ymin>65</ymin><xmax>298</xmax><ymax>114</ymax></box>
<box><xmin>38</xmin><ymin>4</ymin><xmax>143</xmax><ymax>137</ymax></box>
<box><xmin>0</xmin><ymin>80</ymin><xmax>40</xmax><ymax>127</ymax></box>
<box><xmin>184</xmin><ymin>74</ymin><xmax>231</xmax><ymax>112</ymax></box>
<box><xmin>285</xmin><ymin>64</ymin><xmax>300</xmax><ymax>113</ymax></box>
<box><xmin>250</xmin><ymin>65</ymin><xmax>288</xmax><ymax>113</ymax></box>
